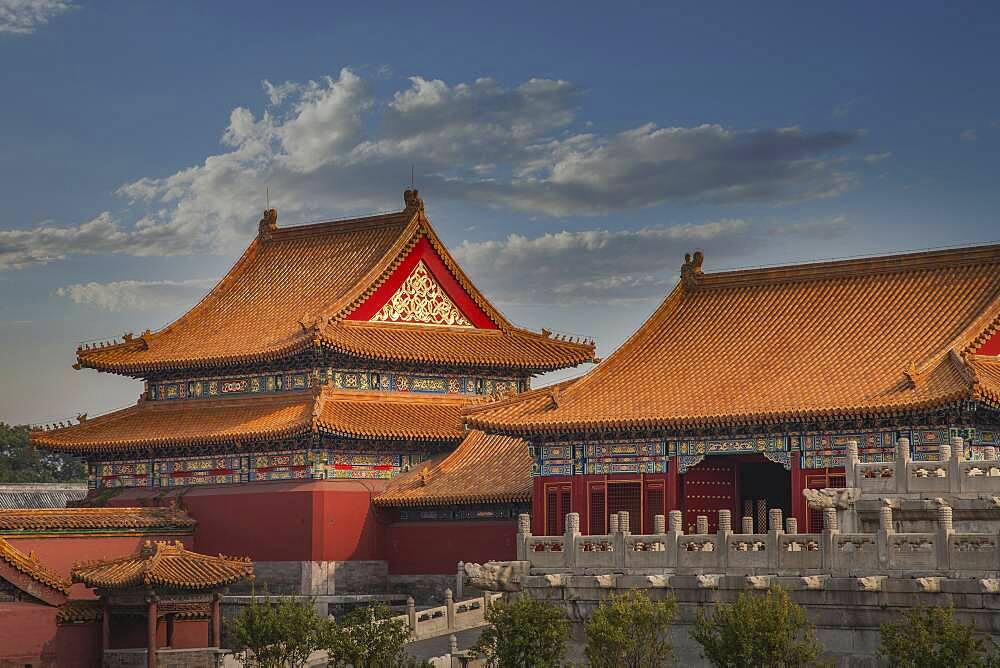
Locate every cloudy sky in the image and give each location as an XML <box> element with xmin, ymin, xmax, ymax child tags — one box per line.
<box><xmin>1</xmin><ymin>1</ymin><xmax>998</xmax><ymax>424</ymax></box>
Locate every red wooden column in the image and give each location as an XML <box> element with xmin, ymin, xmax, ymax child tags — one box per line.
<box><xmin>211</xmin><ymin>594</ymin><xmax>222</xmax><ymax>648</ymax></box>
<box><xmin>666</xmin><ymin>455</ymin><xmax>680</xmax><ymax>512</ymax></box>
<box><xmin>790</xmin><ymin>452</ymin><xmax>805</xmax><ymax>528</ymax></box>
<box><xmin>146</xmin><ymin>596</ymin><xmax>158</xmax><ymax>668</ymax></box>
<box><xmin>101</xmin><ymin>600</ymin><xmax>111</xmax><ymax>652</ymax></box>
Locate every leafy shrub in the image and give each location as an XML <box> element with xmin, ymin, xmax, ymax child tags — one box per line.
<box><xmin>228</xmin><ymin>594</ymin><xmax>325</xmax><ymax>668</ymax></box>
<box><xmin>878</xmin><ymin>605</ymin><xmax>1000</xmax><ymax>668</ymax></box>
<box><xmin>585</xmin><ymin>589</ymin><xmax>677</xmax><ymax>667</ymax></box>
<box><xmin>474</xmin><ymin>594</ymin><xmax>570</xmax><ymax>667</ymax></box>
<box><xmin>691</xmin><ymin>588</ymin><xmax>822</xmax><ymax>667</ymax></box>
<box><xmin>324</xmin><ymin>602</ymin><xmax>419</xmax><ymax>667</ymax></box>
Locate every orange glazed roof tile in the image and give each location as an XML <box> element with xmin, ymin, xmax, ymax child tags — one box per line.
<box><xmin>466</xmin><ymin>244</ymin><xmax>1000</xmax><ymax>434</ymax></box>
<box><xmin>0</xmin><ymin>507</ymin><xmax>195</xmax><ymax>534</ymax></box>
<box><xmin>72</xmin><ymin>540</ymin><xmax>252</xmax><ymax>590</ymax></box>
<box><xmin>32</xmin><ymin>387</ymin><xmax>467</xmax><ymax>453</ymax></box>
<box><xmin>374</xmin><ymin>430</ymin><xmax>531</xmax><ymax>507</ymax></box>
<box><xmin>0</xmin><ymin>536</ymin><xmax>70</xmax><ymax>594</ymax></box>
<box><xmin>76</xmin><ymin>193</ymin><xmax>593</xmax><ymax>375</ymax></box>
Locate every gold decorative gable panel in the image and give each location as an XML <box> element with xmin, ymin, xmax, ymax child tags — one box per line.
<box><xmin>371</xmin><ymin>261</ymin><xmax>473</xmax><ymax>327</ymax></box>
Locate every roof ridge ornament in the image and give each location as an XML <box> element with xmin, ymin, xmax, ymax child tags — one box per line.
<box><xmin>258</xmin><ymin>208</ymin><xmax>278</xmax><ymax>239</ymax></box>
<box><xmin>403</xmin><ymin>188</ymin><xmax>424</xmax><ymax>212</ymax></box>
<box><xmin>681</xmin><ymin>251</ymin><xmax>705</xmax><ymax>287</ymax></box>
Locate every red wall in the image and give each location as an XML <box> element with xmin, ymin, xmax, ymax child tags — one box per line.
<box><xmin>384</xmin><ymin>521</ymin><xmax>517</xmax><ymax>574</ymax></box>
<box><xmin>6</xmin><ymin>534</ymin><xmax>193</xmax><ymax>599</ymax></box>
<box><xmin>979</xmin><ymin>329</ymin><xmax>1000</xmax><ymax>356</ymax></box>
<box><xmin>110</xmin><ymin>479</ymin><xmax>390</xmax><ymax>562</ymax></box>
<box><xmin>0</xmin><ymin>602</ymin><xmax>101</xmax><ymax>667</ymax></box>
<box><xmin>108</xmin><ymin>618</ymin><xmax>209</xmax><ymax>650</ymax></box>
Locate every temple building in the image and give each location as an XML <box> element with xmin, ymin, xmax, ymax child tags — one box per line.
<box><xmin>466</xmin><ymin>245</ymin><xmax>1000</xmax><ymax>536</ymax></box>
<box><xmin>30</xmin><ymin>190</ymin><xmax>594</xmax><ymax>592</ymax></box>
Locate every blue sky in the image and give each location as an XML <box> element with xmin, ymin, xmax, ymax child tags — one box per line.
<box><xmin>1</xmin><ymin>1</ymin><xmax>998</xmax><ymax>424</ymax></box>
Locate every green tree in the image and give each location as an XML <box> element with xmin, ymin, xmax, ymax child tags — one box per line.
<box><xmin>0</xmin><ymin>423</ymin><xmax>85</xmax><ymax>482</ymax></box>
<box><xmin>691</xmin><ymin>588</ymin><xmax>823</xmax><ymax>668</ymax></box>
<box><xmin>878</xmin><ymin>605</ymin><xmax>1000</xmax><ymax>668</ymax></box>
<box><xmin>474</xmin><ymin>594</ymin><xmax>570</xmax><ymax>668</ymax></box>
<box><xmin>228</xmin><ymin>594</ymin><xmax>326</xmax><ymax>668</ymax></box>
<box><xmin>323</xmin><ymin>603</ymin><xmax>420</xmax><ymax>667</ymax></box>
<box><xmin>585</xmin><ymin>590</ymin><xmax>677</xmax><ymax>667</ymax></box>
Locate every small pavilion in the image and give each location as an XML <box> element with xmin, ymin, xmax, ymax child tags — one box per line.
<box><xmin>72</xmin><ymin>540</ymin><xmax>253</xmax><ymax>668</ymax></box>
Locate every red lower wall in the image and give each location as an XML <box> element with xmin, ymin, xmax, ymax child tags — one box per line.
<box><xmin>384</xmin><ymin>521</ymin><xmax>517</xmax><ymax>574</ymax></box>
<box><xmin>109</xmin><ymin>479</ymin><xmax>390</xmax><ymax>562</ymax></box>
<box><xmin>0</xmin><ymin>602</ymin><xmax>101</xmax><ymax>667</ymax></box>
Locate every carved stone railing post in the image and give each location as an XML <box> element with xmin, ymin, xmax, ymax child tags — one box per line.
<box><xmin>822</xmin><ymin>507</ymin><xmax>839</xmax><ymax>571</ymax></box>
<box><xmin>878</xmin><ymin>503</ymin><xmax>894</xmax><ymax>568</ymax></box>
<box><xmin>616</xmin><ymin>512</ymin><xmax>629</xmax><ymax>569</ymax></box>
<box><xmin>718</xmin><ymin>510</ymin><xmax>732</xmax><ymax>571</ymax></box>
<box><xmin>668</xmin><ymin>510</ymin><xmax>683</xmax><ymax>535</ymax></box>
<box><xmin>846</xmin><ymin>440</ymin><xmax>860</xmax><ymax>489</ymax></box>
<box><xmin>406</xmin><ymin>597</ymin><xmax>416</xmax><ymax>637</ymax></box>
<box><xmin>768</xmin><ymin>509</ymin><xmax>784</xmax><ymax>569</ymax></box>
<box><xmin>949</xmin><ymin>436</ymin><xmax>964</xmax><ymax>494</ymax></box>
<box><xmin>564</xmin><ymin>512</ymin><xmax>580</xmax><ymax>569</ymax></box>
<box><xmin>653</xmin><ymin>514</ymin><xmax>666</xmax><ymax>534</ymax></box>
<box><xmin>895</xmin><ymin>438</ymin><xmax>911</xmax><ymax>494</ymax></box>
<box><xmin>445</xmin><ymin>588</ymin><xmax>455</xmax><ymax>630</ymax></box>
<box><xmin>608</xmin><ymin>513</ymin><xmax>620</xmax><ymax>535</ymax></box>
<box><xmin>741</xmin><ymin>516</ymin><xmax>754</xmax><ymax>534</ymax></box>
<box><xmin>937</xmin><ymin>505</ymin><xmax>954</xmax><ymax>572</ymax></box>
<box><xmin>667</xmin><ymin>510</ymin><xmax>682</xmax><ymax>569</ymax></box>
<box><xmin>785</xmin><ymin>517</ymin><xmax>798</xmax><ymax>535</ymax></box>
<box><xmin>455</xmin><ymin>561</ymin><xmax>464</xmax><ymax>600</ymax></box>
<box><xmin>449</xmin><ymin>634</ymin><xmax>458</xmax><ymax>663</ymax></box>
<box><xmin>516</xmin><ymin>514</ymin><xmax>531</xmax><ymax>561</ymax></box>
<box><xmin>696</xmin><ymin>515</ymin><xmax>709</xmax><ymax>536</ymax></box>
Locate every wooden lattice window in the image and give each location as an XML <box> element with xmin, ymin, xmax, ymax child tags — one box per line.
<box><xmin>607</xmin><ymin>481</ymin><xmax>642</xmax><ymax>531</ymax></box>
<box><xmin>644</xmin><ymin>484</ymin><xmax>664</xmax><ymax>534</ymax></box>
<box><xmin>589</xmin><ymin>483</ymin><xmax>606</xmax><ymax>534</ymax></box>
<box><xmin>545</xmin><ymin>483</ymin><xmax>572</xmax><ymax>535</ymax></box>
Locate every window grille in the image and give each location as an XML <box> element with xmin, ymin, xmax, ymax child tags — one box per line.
<box><xmin>544</xmin><ymin>484</ymin><xmax>572</xmax><ymax>534</ymax></box>
<box><xmin>607</xmin><ymin>481</ymin><xmax>642</xmax><ymax>531</ymax></box>
<box><xmin>644</xmin><ymin>484</ymin><xmax>664</xmax><ymax>534</ymax></box>
<box><xmin>589</xmin><ymin>484</ymin><xmax>606</xmax><ymax>534</ymax></box>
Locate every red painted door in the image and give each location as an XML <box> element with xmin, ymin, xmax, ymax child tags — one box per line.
<box><xmin>682</xmin><ymin>460</ymin><xmax>736</xmax><ymax>534</ymax></box>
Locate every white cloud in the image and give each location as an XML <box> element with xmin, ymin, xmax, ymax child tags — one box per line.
<box><xmin>55</xmin><ymin>278</ymin><xmax>216</xmax><ymax>311</ymax></box>
<box><xmin>960</xmin><ymin>129</ymin><xmax>978</xmax><ymax>142</ymax></box>
<box><xmin>6</xmin><ymin>68</ymin><xmax>861</xmax><ymax>270</ymax></box>
<box><xmin>0</xmin><ymin>0</ymin><xmax>74</xmax><ymax>34</ymax></box>
<box><xmin>863</xmin><ymin>152</ymin><xmax>892</xmax><ymax>163</ymax></box>
<box><xmin>456</xmin><ymin>216</ymin><xmax>853</xmax><ymax>304</ymax></box>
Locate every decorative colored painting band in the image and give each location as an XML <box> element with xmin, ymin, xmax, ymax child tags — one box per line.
<box><xmin>88</xmin><ymin>449</ymin><xmax>427</xmax><ymax>489</ymax></box>
<box><xmin>673</xmin><ymin>436</ymin><xmax>784</xmax><ymax>456</ymax></box>
<box><xmin>147</xmin><ymin>367</ymin><xmax>524</xmax><ymax>401</ymax></box>
<box><xmin>800</xmin><ymin>427</ymin><xmax>1000</xmax><ymax>468</ymax></box>
<box><xmin>396</xmin><ymin>503</ymin><xmax>530</xmax><ymax>521</ymax></box>
<box><xmin>533</xmin><ymin>439</ymin><xmax>669</xmax><ymax>476</ymax></box>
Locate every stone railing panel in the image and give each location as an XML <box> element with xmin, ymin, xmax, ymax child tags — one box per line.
<box><xmin>575</xmin><ymin>534</ymin><xmax>618</xmax><ymax>569</ymax></box>
<box><xmin>856</xmin><ymin>463</ymin><xmax>898</xmax><ymax>493</ymax></box>
<box><xmin>677</xmin><ymin>535</ymin><xmax>722</xmax><ymax>571</ymax></box>
<box><xmin>959</xmin><ymin>461</ymin><xmax>1000</xmax><ymax>493</ymax></box>
<box><xmin>725</xmin><ymin>534</ymin><xmax>770</xmax><ymax>572</ymax></box>
<box><xmin>525</xmin><ymin>537</ymin><xmax>567</xmax><ymax>568</ymax></box>
<box><xmin>624</xmin><ymin>534</ymin><xmax>672</xmax><ymax>569</ymax></box>
<box><xmin>831</xmin><ymin>533</ymin><xmax>879</xmax><ymax>574</ymax></box>
<box><xmin>907</xmin><ymin>463</ymin><xmax>951</xmax><ymax>493</ymax></box>
<box><xmin>887</xmin><ymin>533</ymin><xmax>938</xmax><ymax>571</ymax></box>
<box><xmin>949</xmin><ymin>533</ymin><xmax>1000</xmax><ymax>573</ymax></box>
<box><xmin>777</xmin><ymin>533</ymin><xmax>824</xmax><ymax>571</ymax></box>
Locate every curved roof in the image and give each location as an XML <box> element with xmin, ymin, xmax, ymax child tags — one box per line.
<box><xmin>72</xmin><ymin>540</ymin><xmax>252</xmax><ymax>590</ymax></box>
<box><xmin>33</xmin><ymin>387</ymin><xmax>468</xmax><ymax>454</ymax></box>
<box><xmin>374</xmin><ymin>430</ymin><xmax>531</xmax><ymax>507</ymax></box>
<box><xmin>467</xmin><ymin>244</ymin><xmax>1000</xmax><ymax>435</ymax></box>
<box><xmin>0</xmin><ymin>536</ymin><xmax>71</xmax><ymax>596</ymax></box>
<box><xmin>76</xmin><ymin>192</ymin><xmax>593</xmax><ymax>376</ymax></box>
<box><xmin>0</xmin><ymin>507</ymin><xmax>195</xmax><ymax>534</ymax></box>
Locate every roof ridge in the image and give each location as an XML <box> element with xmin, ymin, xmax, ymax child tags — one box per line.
<box><xmin>267</xmin><ymin>209</ymin><xmax>410</xmax><ymax>239</ymax></box>
<box><xmin>690</xmin><ymin>243</ymin><xmax>1000</xmax><ymax>290</ymax></box>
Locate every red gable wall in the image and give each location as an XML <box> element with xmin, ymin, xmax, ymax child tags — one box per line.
<box><xmin>346</xmin><ymin>236</ymin><xmax>497</xmax><ymax>328</ymax></box>
<box><xmin>978</xmin><ymin>328</ymin><xmax>1000</xmax><ymax>356</ymax></box>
